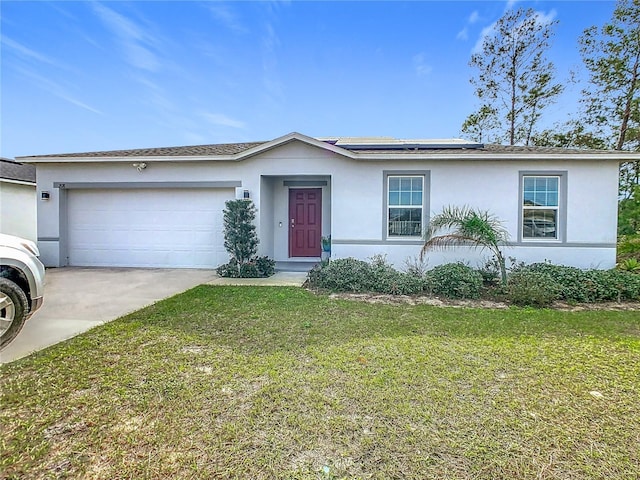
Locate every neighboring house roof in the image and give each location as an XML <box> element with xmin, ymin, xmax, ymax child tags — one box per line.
<box><xmin>16</xmin><ymin>132</ymin><xmax>640</xmax><ymax>163</ymax></box>
<box><xmin>0</xmin><ymin>158</ymin><xmax>36</xmax><ymax>184</ymax></box>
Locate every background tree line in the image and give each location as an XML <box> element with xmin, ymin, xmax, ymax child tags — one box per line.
<box><xmin>461</xmin><ymin>0</ymin><xmax>639</xmax><ymax>234</ymax></box>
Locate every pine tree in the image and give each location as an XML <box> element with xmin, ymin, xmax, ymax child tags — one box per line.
<box><xmin>579</xmin><ymin>0</ymin><xmax>640</xmax><ymax>197</ymax></box>
<box><xmin>462</xmin><ymin>7</ymin><xmax>563</xmax><ymax>145</ymax></box>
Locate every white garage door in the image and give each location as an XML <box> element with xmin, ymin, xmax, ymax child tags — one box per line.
<box><xmin>67</xmin><ymin>188</ymin><xmax>232</xmax><ymax>268</ymax></box>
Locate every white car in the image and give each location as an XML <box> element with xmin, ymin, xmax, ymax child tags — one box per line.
<box><xmin>0</xmin><ymin>234</ymin><xmax>45</xmax><ymax>350</ymax></box>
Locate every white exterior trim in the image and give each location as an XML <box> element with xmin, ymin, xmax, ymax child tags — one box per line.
<box><xmin>0</xmin><ymin>178</ymin><xmax>36</xmax><ymax>187</ymax></box>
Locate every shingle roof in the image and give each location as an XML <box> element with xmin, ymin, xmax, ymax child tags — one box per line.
<box><xmin>349</xmin><ymin>143</ymin><xmax>631</xmax><ymax>155</ymax></box>
<box><xmin>0</xmin><ymin>158</ymin><xmax>36</xmax><ymax>183</ymax></box>
<box><xmin>16</xmin><ymin>134</ymin><xmax>638</xmax><ymax>159</ymax></box>
<box><xmin>20</xmin><ymin>142</ymin><xmax>267</xmax><ymax>158</ymax></box>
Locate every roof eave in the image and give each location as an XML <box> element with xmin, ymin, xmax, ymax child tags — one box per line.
<box><xmin>351</xmin><ymin>152</ymin><xmax>633</xmax><ymax>161</ymax></box>
<box><xmin>18</xmin><ymin>131</ymin><xmax>359</xmax><ymax>163</ymax></box>
<box><xmin>19</xmin><ymin>152</ymin><xmax>631</xmax><ymax>163</ymax></box>
<box><xmin>0</xmin><ymin>178</ymin><xmax>37</xmax><ymax>186</ymax></box>
<box><xmin>18</xmin><ymin>155</ymin><xmax>239</xmax><ymax>163</ymax></box>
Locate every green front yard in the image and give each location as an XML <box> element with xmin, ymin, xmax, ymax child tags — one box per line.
<box><xmin>2</xmin><ymin>286</ymin><xmax>640</xmax><ymax>479</ymax></box>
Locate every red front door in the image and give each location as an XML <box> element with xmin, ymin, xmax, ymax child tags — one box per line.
<box><xmin>289</xmin><ymin>188</ymin><xmax>322</xmax><ymax>257</ymax></box>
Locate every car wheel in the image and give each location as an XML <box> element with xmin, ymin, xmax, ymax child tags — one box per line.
<box><xmin>0</xmin><ymin>278</ymin><xmax>29</xmax><ymax>350</ymax></box>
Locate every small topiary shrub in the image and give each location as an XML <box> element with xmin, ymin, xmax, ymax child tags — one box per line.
<box><xmin>507</xmin><ymin>271</ymin><xmax>561</xmax><ymax>307</ymax></box>
<box><xmin>426</xmin><ymin>262</ymin><xmax>483</xmax><ymax>299</ymax></box>
<box><xmin>222</xmin><ymin>199</ymin><xmax>258</xmax><ymax>275</ymax></box>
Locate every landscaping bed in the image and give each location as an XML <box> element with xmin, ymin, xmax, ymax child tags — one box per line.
<box><xmin>325</xmin><ymin>291</ymin><xmax>640</xmax><ymax>311</ymax></box>
<box><xmin>307</xmin><ymin>256</ymin><xmax>640</xmax><ymax>308</ymax></box>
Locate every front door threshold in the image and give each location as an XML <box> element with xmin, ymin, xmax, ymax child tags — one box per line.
<box><xmin>276</xmin><ymin>260</ymin><xmax>319</xmax><ymax>272</ymax></box>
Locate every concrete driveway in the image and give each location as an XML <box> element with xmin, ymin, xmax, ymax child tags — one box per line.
<box><xmin>0</xmin><ymin>267</ymin><xmax>217</xmax><ymax>364</ymax></box>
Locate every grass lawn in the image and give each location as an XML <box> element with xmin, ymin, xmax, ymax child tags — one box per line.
<box><xmin>2</xmin><ymin>286</ymin><xmax>640</xmax><ymax>479</ymax></box>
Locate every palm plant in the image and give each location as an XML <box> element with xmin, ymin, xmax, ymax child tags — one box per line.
<box><xmin>420</xmin><ymin>206</ymin><xmax>510</xmax><ymax>285</ymax></box>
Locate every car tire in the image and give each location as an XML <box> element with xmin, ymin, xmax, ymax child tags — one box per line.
<box><xmin>0</xmin><ymin>278</ymin><xmax>29</xmax><ymax>351</ymax></box>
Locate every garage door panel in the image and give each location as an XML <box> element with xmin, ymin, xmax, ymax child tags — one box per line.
<box><xmin>67</xmin><ymin>189</ymin><xmax>231</xmax><ymax>268</ymax></box>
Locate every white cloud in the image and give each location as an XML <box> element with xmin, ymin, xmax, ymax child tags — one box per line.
<box><xmin>12</xmin><ymin>66</ymin><xmax>102</xmax><ymax>115</ymax></box>
<box><xmin>261</xmin><ymin>21</ymin><xmax>284</xmax><ymax>108</ymax></box>
<box><xmin>201</xmin><ymin>113</ymin><xmax>246</xmax><ymax>129</ymax></box>
<box><xmin>472</xmin><ymin>21</ymin><xmax>497</xmax><ymax>54</ymax></box>
<box><xmin>1</xmin><ymin>35</ymin><xmax>62</xmax><ymax>67</ymax></box>
<box><xmin>91</xmin><ymin>2</ymin><xmax>162</xmax><ymax>72</ymax></box>
<box><xmin>533</xmin><ymin>9</ymin><xmax>557</xmax><ymax>27</ymax></box>
<box><xmin>505</xmin><ymin>0</ymin><xmax>519</xmax><ymax>10</ymax></box>
<box><xmin>471</xmin><ymin>7</ymin><xmax>557</xmax><ymax>55</ymax></box>
<box><xmin>208</xmin><ymin>4</ymin><xmax>248</xmax><ymax>34</ymax></box>
<box><xmin>413</xmin><ymin>53</ymin><xmax>433</xmax><ymax>77</ymax></box>
<box><xmin>456</xmin><ymin>10</ymin><xmax>480</xmax><ymax>42</ymax></box>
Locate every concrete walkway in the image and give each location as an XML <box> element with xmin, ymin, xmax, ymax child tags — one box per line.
<box><xmin>1</xmin><ymin>268</ymin><xmax>307</xmax><ymax>364</ymax></box>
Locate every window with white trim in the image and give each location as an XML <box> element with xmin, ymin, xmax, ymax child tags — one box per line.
<box><xmin>522</xmin><ymin>175</ymin><xmax>559</xmax><ymax>239</ymax></box>
<box><xmin>387</xmin><ymin>175</ymin><xmax>423</xmax><ymax>237</ymax></box>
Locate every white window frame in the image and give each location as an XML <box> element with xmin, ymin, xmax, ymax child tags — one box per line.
<box><xmin>385</xmin><ymin>173</ymin><xmax>426</xmax><ymax>240</ymax></box>
<box><xmin>519</xmin><ymin>172</ymin><xmax>567</xmax><ymax>243</ymax></box>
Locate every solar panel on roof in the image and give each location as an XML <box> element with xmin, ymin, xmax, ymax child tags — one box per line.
<box><xmin>328</xmin><ymin>137</ymin><xmax>483</xmax><ymax>150</ymax></box>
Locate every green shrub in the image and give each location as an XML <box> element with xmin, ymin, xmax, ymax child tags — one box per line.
<box><xmin>617</xmin><ymin>234</ymin><xmax>640</xmax><ymax>261</ymax></box>
<box><xmin>514</xmin><ymin>263</ymin><xmax>589</xmax><ymax>302</ymax></box>
<box><xmin>615</xmin><ymin>270</ymin><xmax>640</xmax><ymax>300</ymax></box>
<box><xmin>222</xmin><ymin>199</ymin><xmax>259</xmax><ymax>271</ymax></box>
<box><xmin>239</xmin><ymin>262</ymin><xmax>259</xmax><ymax>278</ymax></box>
<box><xmin>511</xmin><ymin>262</ymin><xmax>640</xmax><ymax>303</ymax></box>
<box><xmin>617</xmin><ymin>258</ymin><xmax>640</xmax><ymax>273</ymax></box>
<box><xmin>307</xmin><ymin>258</ymin><xmax>374</xmax><ymax>292</ymax></box>
<box><xmin>587</xmin><ymin>269</ymin><xmax>640</xmax><ymax>301</ymax></box>
<box><xmin>507</xmin><ymin>271</ymin><xmax>561</xmax><ymax>307</ymax></box>
<box><xmin>217</xmin><ymin>256</ymin><xmax>276</xmax><ymax>278</ymax></box>
<box><xmin>255</xmin><ymin>256</ymin><xmax>276</xmax><ymax>277</ymax></box>
<box><xmin>307</xmin><ymin>256</ymin><xmax>425</xmax><ymax>294</ymax></box>
<box><xmin>369</xmin><ymin>255</ymin><xmax>425</xmax><ymax>295</ymax></box>
<box><xmin>426</xmin><ymin>263</ymin><xmax>483</xmax><ymax>299</ymax></box>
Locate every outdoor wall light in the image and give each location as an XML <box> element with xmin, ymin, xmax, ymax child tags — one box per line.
<box><xmin>41</xmin><ymin>191</ymin><xmax>50</xmax><ymax>200</ymax></box>
<box><xmin>243</xmin><ymin>189</ymin><xmax>250</xmax><ymax>199</ymax></box>
<box><xmin>132</xmin><ymin>162</ymin><xmax>147</xmax><ymax>172</ymax></box>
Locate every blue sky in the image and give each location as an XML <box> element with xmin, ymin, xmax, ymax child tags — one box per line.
<box><xmin>1</xmin><ymin>0</ymin><xmax>615</xmax><ymax>158</ymax></box>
